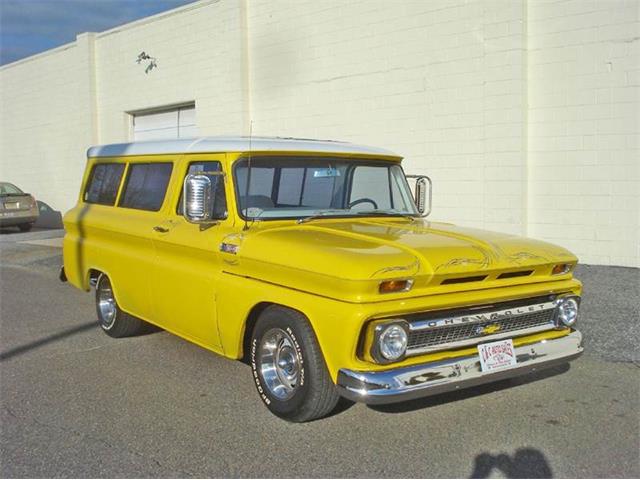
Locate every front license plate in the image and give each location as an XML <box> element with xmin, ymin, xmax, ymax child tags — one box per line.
<box><xmin>478</xmin><ymin>339</ymin><xmax>517</xmax><ymax>372</ymax></box>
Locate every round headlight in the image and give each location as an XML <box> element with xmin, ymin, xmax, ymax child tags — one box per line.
<box><xmin>378</xmin><ymin>324</ymin><xmax>408</xmax><ymax>361</ymax></box>
<box><xmin>558</xmin><ymin>297</ymin><xmax>579</xmax><ymax>327</ymax></box>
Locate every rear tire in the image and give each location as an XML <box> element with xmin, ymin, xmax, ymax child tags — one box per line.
<box><xmin>18</xmin><ymin>223</ymin><xmax>33</xmax><ymax>232</ymax></box>
<box><xmin>95</xmin><ymin>275</ymin><xmax>147</xmax><ymax>338</ymax></box>
<box><xmin>250</xmin><ymin>305</ymin><xmax>339</xmax><ymax>422</ymax></box>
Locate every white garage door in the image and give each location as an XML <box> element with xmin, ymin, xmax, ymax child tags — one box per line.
<box><xmin>132</xmin><ymin>105</ymin><xmax>197</xmax><ymax>141</ymax></box>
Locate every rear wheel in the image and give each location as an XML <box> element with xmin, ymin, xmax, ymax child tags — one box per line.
<box><xmin>95</xmin><ymin>275</ymin><xmax>147</xmax><ymax>337</ymax></box>
<box><xmin>250</xmin><ymin>306</ymin><xmax>339</xmax><ymax>422</ymax></box>
<box><xmin>18</xmin><ymin>223</ymin><xmax>33</xmax><ymax>232</ymax></box>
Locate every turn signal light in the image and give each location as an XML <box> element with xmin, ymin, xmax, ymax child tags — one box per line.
<box><xmin>552</xmin><ymin>264</ymin><xmax>572</xmax><ymax>275</ymax></box>
<box><xmin>379</xmin><ymin>279</ymin><xmax>413</xmax><ymax>294</ymax></box>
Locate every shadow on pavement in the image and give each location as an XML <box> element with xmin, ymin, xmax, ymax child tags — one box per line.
<box><xmin>366</xmin><ymin>363</ymin><xmax>570</xmax><ymax>414</ymax></box>
<box><xmin>0</xmin><ymin>322</ymin><xmax>97</xmax><ymax>361</ymax></box>
<box><xmin>469</xmin><ymin>448</ymin><xmax>554</xmax><ymax>478</ymax></box>
<box><xmin>0</xmin><ymin>320</ymin><xmax>163</xmax><ymax>362</ymax></box>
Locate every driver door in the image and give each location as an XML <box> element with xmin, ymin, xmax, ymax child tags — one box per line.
<box><xmin>150</xmin><ymin>156</ymin><xmax>231</xmax><ymax>349</ymax></box>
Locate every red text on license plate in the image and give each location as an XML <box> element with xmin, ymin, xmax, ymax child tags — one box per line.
<box><xmin>478</xmin><ymin>338</ymin><xmax>517</xmax><ymax>372</ymax></box>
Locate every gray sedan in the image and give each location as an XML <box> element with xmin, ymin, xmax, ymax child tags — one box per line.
<box><xmin>0</xmin><ymin>182</ymin><xmax>39</xmax><ymax>231</ymax></box>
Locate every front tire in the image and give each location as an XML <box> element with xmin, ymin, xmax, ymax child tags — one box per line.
<box><xmin>18</xmin><ymin>223</ymin><xmax>33</xmax><ymax>232</ymax></box>
<box><xmin>250</xmin><ymin>306</ymin><xmax>339</xmax><ymax>422</ymax></box>
<box><xmin>95</xmin><ymin>275</ymin><xmax>147</xmax><ymax>338</ymax></box>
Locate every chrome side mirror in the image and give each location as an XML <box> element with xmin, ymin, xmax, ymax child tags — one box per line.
<box><xmin>183</xmin><ymin>174</ymin><xmax>214</xmax><ymax>223</ymax></box>
<box><xmin>406</xmin><ymin>175</ymin><xmax>432</xmax><ymax>217</ymax></box>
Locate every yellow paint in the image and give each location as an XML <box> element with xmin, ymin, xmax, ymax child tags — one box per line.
<box><xmin>63</xmin><ymin>151</ymin><xmax>582</xmax><ymax>381</ymax></box>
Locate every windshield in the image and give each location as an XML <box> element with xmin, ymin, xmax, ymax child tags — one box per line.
<box><xmin>234</xmin><ymin>156</ymin><xmax>417</xmax><ymax>220</ymax></box>
<box><xmin>0</xmin><ymin>182</ymin><xmax>23</xmax><ymax>195</ymax></box>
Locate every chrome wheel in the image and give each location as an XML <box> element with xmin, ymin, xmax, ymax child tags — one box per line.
<box><xmin>259</xmin><ymin>328</ymin><xmax>300</xmax><ymax>400</ymax></box>
<box><xmin>97</xmin><ymin>278</ymin><xmax>117</xmax><ymax>330</ymax></box>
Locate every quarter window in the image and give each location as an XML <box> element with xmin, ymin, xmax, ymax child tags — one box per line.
<box><xmin>119</xmin><ymin>163</ymin><xmax>173</xmax><ymax>211</ymax></box>
<box><xmin>177</xmin><ymin>161</ymin><xmax>227</xmax><ymax>219</ymax></box>
<box><xmin>84</xmin><ymin>163</ymin><xmax>125</xmax><ymax>206</ymax></box>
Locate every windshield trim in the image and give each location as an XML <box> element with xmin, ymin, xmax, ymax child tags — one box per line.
<box><xmin>232</xmin><ymin>155</ymin><xmax>415</xmax><ymax>222</ymax></box>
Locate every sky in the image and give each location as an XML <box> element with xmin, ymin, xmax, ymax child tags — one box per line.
<box><xmin>0</xmin><ymin>0</ymin><xmax>195</xmax><ymax>65</ymax></box>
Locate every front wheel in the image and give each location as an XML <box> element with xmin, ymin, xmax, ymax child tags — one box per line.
<box><xmin>18</xmin><ymin>223</ymin><xmax>33</xmax><ymax>232</ymax></box>
<box><xmin>95</xmin><ymin>275</ymin><xmax>147</xmax><ymax>338</ymax></box>
<box><xmin>250</xmin><ymin>306</ymin><xmax>339</xmax><ymax>422</ymax></box>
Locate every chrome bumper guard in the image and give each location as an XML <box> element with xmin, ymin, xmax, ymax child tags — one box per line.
<box><xmin>337</xmin><ymin>330</ymin><xmax>583</xmax><ymax>405</ymax></box>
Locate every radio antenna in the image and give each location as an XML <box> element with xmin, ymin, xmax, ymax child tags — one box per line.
<box><xmin>243</xmin><ymin>121</ymin><xmax>253</xmax><ymax>231</ymax></box>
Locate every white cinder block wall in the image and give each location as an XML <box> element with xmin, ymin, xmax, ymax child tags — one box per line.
<box><xmin>94</xmin><ymin>0</ymin><xmax>248</xmax><ymax>143</ymax></box>
<box><xmin>0</xmin><ymin>38</ymin><xmax>96</xmax><ymax>211</ymax></box>
<box><xmin>527</xmin><ymin>0</ymin><xmax>639</xmax><ymax>267</ymax></box>
<box><xmin>249</xmin><ymin>0</ymin><xmax>529</xmax><ymax>237</ymax></box>
<box><xmin>0</xmin><ymin>0</ymin><xmax>638</xmax><ymax>267</ymax></box>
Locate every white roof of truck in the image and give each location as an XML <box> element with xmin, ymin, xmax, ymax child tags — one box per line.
<box><xmin>87</xmin><ymin>136</ymin><xmax>400</xmax><ymax>158</ymax></box>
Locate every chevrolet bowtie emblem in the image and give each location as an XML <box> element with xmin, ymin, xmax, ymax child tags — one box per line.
<box><xmin>477</xmin><ymin>323</ymin><xmax>502</xmax><ymax>335</ymax></box>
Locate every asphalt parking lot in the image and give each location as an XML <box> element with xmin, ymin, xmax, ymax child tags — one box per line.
<box><xmin>1</xmin><ymin>230</ymin><xmax>638</xmax><ymax>478</ymax></box>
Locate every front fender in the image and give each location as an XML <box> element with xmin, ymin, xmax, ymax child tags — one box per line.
<box><xmin>216</xmin><ymin>271</ymin><xmax>365</xmax><ymax>382</ymax></box>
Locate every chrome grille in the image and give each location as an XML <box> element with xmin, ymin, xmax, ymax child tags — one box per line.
<box><xmin>405</xmin><ymin>297</ymin><xmax>558</xmax><ymax>354</ymax></box>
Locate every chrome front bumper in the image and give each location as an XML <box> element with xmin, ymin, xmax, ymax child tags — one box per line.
<box><xmin>337</xmin><ymin>330</ymin><xmax>583</xmax><ymax>405</ymax></box>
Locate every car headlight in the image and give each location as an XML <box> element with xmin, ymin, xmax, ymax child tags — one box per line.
<box><xmin>375</xmin><ymin>323</ymin><xmax>408</xmax><ymax>362</ymax></box>
<box><xmin>556</xmin><ymin>296</ymin><xmax>580</xmax><ymax>327</ymax></box>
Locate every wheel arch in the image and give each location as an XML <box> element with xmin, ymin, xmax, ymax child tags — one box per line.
<box><xmin>87</xmin><ymin>268</ymin><xmax>102</xmax><ymax>288</ymax></box>
<box><xmin>85</xmin><ymin>268</ymin><xmax>122</xmax><ymax>306</ymax></box>
<box><xmin>216</xmin><ymin>273</ymin><xmax>361</xmax><ymax>381</ymax></box>
<box><xmin>240</xmin><ymin>301</ymin><xmax>311</xmax><ymax>364</ymax></box>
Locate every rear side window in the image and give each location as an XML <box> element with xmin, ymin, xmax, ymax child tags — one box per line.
<box><xmin>84</xmin><ymin>163</ymin><xmax>125</xmax><ymax>205</ymax></box>
<box><xmin>119</xmin><ymin>163</ymin><xmax>173</xmax><ymax>211</ymax></box>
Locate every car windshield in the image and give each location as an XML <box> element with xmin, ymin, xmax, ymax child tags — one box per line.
<box><xmin>234</xmin><ymin>156</ymin><xmax>418</xmax><ymax>220</ymax></box>
<box><xmin>0</xmin><ymin>182</ymin><xmax>23</xmax><ymax>195</ymax></box>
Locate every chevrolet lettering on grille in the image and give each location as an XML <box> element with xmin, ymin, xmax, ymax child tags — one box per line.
<box><xmin>409</xmin><ymin>302</ymin><xmax>554</xmax><ymax>331</ymax></box>
<box><xmin>404</xmin><ymin>300</ymin><xmax>558</xmax><ymax>355</ymax></box>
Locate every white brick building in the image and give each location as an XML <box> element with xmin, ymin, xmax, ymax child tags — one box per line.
<box><xmin>0</xmin><ymin>0</ymin><xmax>638</xmax><ymax>267</ymax></box>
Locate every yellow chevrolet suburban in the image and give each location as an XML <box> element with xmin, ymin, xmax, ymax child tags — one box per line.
<box><xmin>61</xmin><ymin>137</ymin><xmax>583</xmax><ymax>422</ymax></box>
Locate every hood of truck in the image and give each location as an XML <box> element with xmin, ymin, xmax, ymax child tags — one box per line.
<box><xmin>221</xmin><ymin>218</ymin><xmax>578</xmax><ymax>303</ymax></box>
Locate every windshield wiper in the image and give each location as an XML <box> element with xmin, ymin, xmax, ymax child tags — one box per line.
<box><xmin>297</xmin><ymin>210</ymin><xmax>416</xmax><ymax>224</ymax></box>
<box><xmin>354</xmin><ymin>211</ymin><xmax>416</xmax><ymax>222</ymax></box>
<box><xmin>296</xmin><ymin>210</ymin><xmax>349</xmax><ymax>224</ymax></box>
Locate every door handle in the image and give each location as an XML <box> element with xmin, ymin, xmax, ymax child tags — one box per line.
<box><xmin>153</xmin><ymin>225</ymin><xmax>170</xmax><ymax>233</ymax></box>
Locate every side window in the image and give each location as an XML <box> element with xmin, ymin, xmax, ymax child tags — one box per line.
<box><xmin>349</xmin><ymin>166</ymin><xmax>392</xmax><ymax>210</ymax></box>
<box><xmin>84</xmin><ymin>163</ymin><xmax>125</xmax><ymax>206</ymax></box>
<box><xmin>119</xmin><ymin>163</ymin><xmax>173</xmax><ymax>211</ymax></box>
<box><xmin>177</xmin><ymin>161</ymin><xmax>227</xmax><ymax>218</ymax></box>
